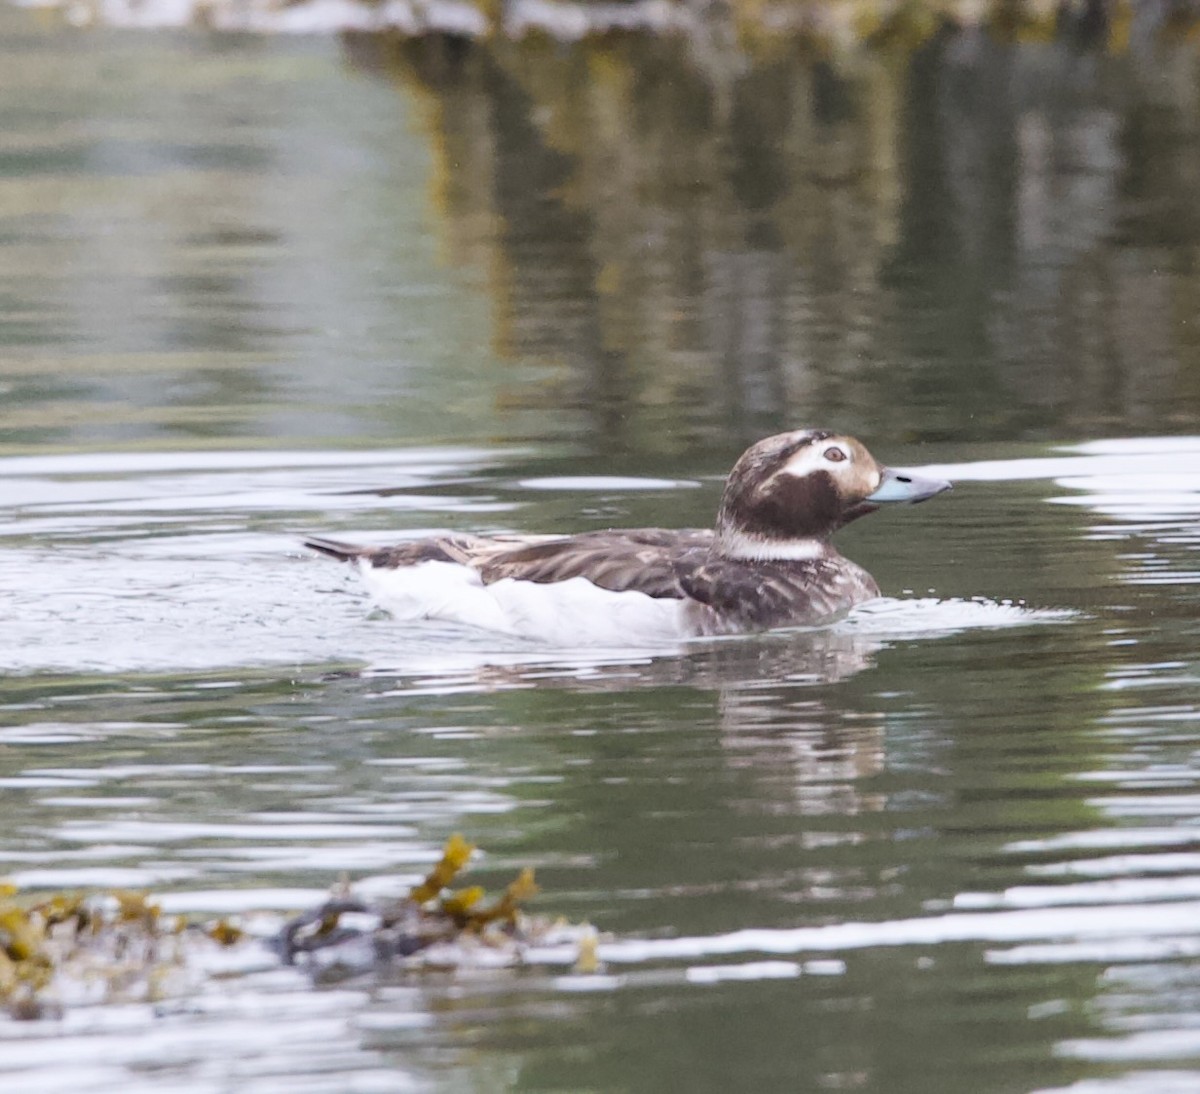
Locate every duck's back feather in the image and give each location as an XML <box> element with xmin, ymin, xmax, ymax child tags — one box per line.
<box><xmin>476</xmin><ymin>529</ymin><xmax>712</xmax><ymax>598</ymax></box>
<box><xmin>307</xmin><ymin>530</ymin><xmax>714</xmax><ymax>600</ymax></box>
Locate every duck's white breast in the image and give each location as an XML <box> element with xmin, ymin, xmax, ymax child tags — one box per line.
<box><xmin>359</xmin><ymin>560</ymin><xmax>688</xmax><ymax>647</ymax></box>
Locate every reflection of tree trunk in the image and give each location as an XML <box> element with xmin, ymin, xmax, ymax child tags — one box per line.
<box><xmin>707</xmin><ymin>247</ymin><xmax>787</xmax><ymax>442</ymax></box>
<box><xmin>369</xmin><ymin>25</ymin><xmax>1200</xmax><ymax>448</ymax></box>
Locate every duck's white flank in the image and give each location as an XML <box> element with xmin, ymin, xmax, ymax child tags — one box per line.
<box><xmin>359</xmin><ymin>560</ymin><xmax>688</xmax><ymax>646</ymax></box>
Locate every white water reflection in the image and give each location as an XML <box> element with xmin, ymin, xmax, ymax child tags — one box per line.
<box><xmin>510</xmin><ymin>899</ymin><xmax>1200</xmax><ymax>966</ymax></box>
<box><xmin>0</xmin><ymin>984</ymin><xmax>425</xmax><ymax>1094</ymax></box>
<box><xmin>932</xmin><ymin>437</ymin><xmax>1200</xmax><ymax>600</ymax></box>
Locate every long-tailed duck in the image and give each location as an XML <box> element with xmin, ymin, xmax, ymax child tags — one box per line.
<box><xmin>305</xmin><ymin>429</ymin><xmax>951</xmax><ymax>646</ymax></box>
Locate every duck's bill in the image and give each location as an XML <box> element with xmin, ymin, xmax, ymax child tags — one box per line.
<box><xmin>865</xmin><ymin>467</ymin><xmax>953</xmax><ymax>504</ymax></box>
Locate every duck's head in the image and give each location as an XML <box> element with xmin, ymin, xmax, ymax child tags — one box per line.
<box><xmin>714</xmin><ymin>429</ymin><xmax>952</xmax><ymax>560</ymax></box>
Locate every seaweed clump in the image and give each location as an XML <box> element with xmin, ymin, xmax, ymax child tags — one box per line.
<box><xmin>278</xmin><ymin>834</ymin><xmax>563</xmax><ymax>976</ymax></box>
<box><xmin>0</xmin><ymin>836</ymin><xmax>597</xmax><ymax>1018</ymax></box>
<box><xmin>0</xmin><ymin>883</ymin><xmax>247</xmax><ymax>1020</ymax></box>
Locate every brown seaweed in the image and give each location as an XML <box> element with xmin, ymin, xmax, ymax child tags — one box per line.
<box><xmin>1</xmin><ymin>836</ymin><xmax>591</xmax><ymax>1020</ymax></box>
<box><xmin>279</xmin><ymin>834</ymin><xmax>544</xmax><ymax>966</ymax></box>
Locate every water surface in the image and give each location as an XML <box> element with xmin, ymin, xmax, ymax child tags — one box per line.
<box><xmin>1</xmin><ymin>6</ymin><xmax>1200</xmax><ymax>1092</ymax></box>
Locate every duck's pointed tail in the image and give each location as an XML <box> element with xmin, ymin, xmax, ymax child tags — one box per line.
<box><xmin>303</xmin><ymin>536</ymin><xmax>367</xmax><ymax>563</ymax></box>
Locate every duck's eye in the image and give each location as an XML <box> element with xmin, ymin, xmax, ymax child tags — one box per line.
<box><xmin>823</xmin><ymin>446</ymin><xmax>847</xmax><ymax>463</ymax></box>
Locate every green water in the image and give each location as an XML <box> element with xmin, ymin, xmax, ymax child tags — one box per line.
<box><xmin>1</xmin><ymin>7</ymin><xmax>1199</xmax><ymax>1092</ymax></box>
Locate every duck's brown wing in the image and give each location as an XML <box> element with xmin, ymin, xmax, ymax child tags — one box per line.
<box><xmin>477</xmin><ymin>529</ymin><xmax>713</xmax><ymax>599</ymax></box>
<box><xmin>306</xmin><ymin>529</ymin><xmax>715</xmax><ymax>600</ymax></box>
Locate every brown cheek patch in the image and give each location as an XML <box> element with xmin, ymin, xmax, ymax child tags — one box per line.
<box><xmin>739</xmin><ymin>469</ymin><xmax>843</xmax><ymax>539</ymax></box>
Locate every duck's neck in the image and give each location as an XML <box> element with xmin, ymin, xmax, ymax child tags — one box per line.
<box><xmin>713</xmin><ymin>528</ymin><xmax>832</xmax><ymax>562</ymax></box>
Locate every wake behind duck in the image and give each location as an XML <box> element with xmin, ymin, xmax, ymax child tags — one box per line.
<box><xmin>305</xmin><ymin>429</ymin><xmax>951</xmax><ymax>646</ymax></box>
